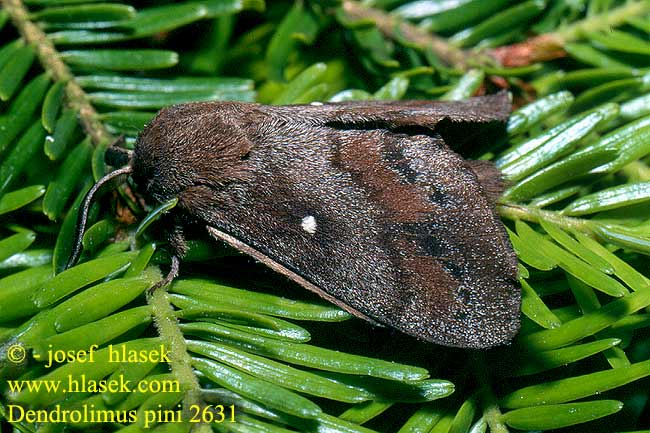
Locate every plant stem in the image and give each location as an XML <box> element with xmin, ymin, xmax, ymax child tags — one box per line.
<box><xmin>501</xmin><ymin>203</ymin><xmax>650</xmax><ymax>255</ymax></box>
<box><xmin>498</xmin><ymin>203</ymin><xmax>594</xmax><ymax>232</ymax></box>
<box><xmin>340</xmin><ymin>0</ymin><xmax>472</xmax><ymax>69</ymax></box>
<box><xmin>1</xmin><ymin>0</ymin><xmax>111</xmax><ymax>146</ymax></box>
<box><xmin>148</xmin><ymin>287</ymin><xmax>211</xmax><ymax>433</ymax></box>
<box><xmin>471</xmin><ymin>353</ymin><xmax>510</xmax><ymax>433</ymax></box>
<box><xmin>340</xmin><ymin>0</ymin><xmax>650</xmax><ymax>70</ymax></box>
<box><xmin>482</xmin><ymin>396</ymin><xmax>510</xmax><ymax>433</ymax></box>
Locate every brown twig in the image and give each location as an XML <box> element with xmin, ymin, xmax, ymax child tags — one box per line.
<box><xmin>490</xmin><ymin>34</ymin><xmax>566</xmax><ymax>67</ymax></box>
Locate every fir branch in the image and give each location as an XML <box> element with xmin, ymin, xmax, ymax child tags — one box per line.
<box><xmin>341</xmin><ymin>0</ymin><xmax>650</xmax><ymax>70</ymax></box>
<box><xmin>556</xmin><ymin>0</ymin><xmax>650</xmax><ymax>46</ymax></box>
<box><xmin>3</xmin><ymin>1</ymin><xmax>650</xmax><ymax>431</ymax></box>
<box><xmin>489</xmin><ymin>34</ymin><xmax>566</xmax><ymax>68</ymax></box>
<box><xmin>148</xmin><ymin>287</ymin><xmax>210</xmax><ymax>433</ymax></box>
<box><xmin>1</xmin><ymin>0</ymin><xmax>111</xmax><ymax>146</ymax></box>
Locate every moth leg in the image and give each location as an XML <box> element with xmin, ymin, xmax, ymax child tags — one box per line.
<box><xmin>148</xmin><ymin>255</ymin><xmax>180</xmax><ymax>294</ymax></box>
<box><xmin>148</xmin><ymin>223</ymin><xmax>187</xmax><ymax>294</ymax></box>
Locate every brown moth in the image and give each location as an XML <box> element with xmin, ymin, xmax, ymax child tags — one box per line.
<box><xmin>68</xmin><ymin>92</ymin><xmax>520</xmax><ymax>348</ymax></box>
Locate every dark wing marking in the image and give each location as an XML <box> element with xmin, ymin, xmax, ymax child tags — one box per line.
<box><xmin>326</xmin><ymin>128</ymin><xmax>520</xmax><ymax>347</ymax></box>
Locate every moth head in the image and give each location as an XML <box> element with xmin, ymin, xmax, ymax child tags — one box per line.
<box><xmin>132</xmin><ymin>102</ymin><xmax>253</xmax><ymax>205</ymax></box>
<box><xmin>65</xmin><ymin>102</ymin><xmax>253</xmax><ymax>269</ymax></box>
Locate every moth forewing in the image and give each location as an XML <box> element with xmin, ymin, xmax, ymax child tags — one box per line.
<box><xmin>69</xmin><ymin>93</ymin><xmax>520</xmax><ymax>348</ymax></box>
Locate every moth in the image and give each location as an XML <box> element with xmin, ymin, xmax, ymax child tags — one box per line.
<box><xmin>67</xmin><ymin>92</ymin><xmax>520</xmax><ymax>349</ymax></box>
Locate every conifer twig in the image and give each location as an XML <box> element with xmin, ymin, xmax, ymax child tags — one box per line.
<box><xmin>498</xmin><ymin>203</ymin><xmax>594</xmax><ymax>233</ymax></box>
<box><xmin>148</xmin><ymin>287</ymin><xmax>210</xmax><ymax>433</ymax></box>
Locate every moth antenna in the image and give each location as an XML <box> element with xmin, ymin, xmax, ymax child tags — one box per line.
<box><xmin>65</xmin><ymin>165</ymin><xmax>133</xmax><ymax>270</ymax></box>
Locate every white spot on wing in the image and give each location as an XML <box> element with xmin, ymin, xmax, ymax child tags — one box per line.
<box><xmin>301</xmin><ymin>215</ymin><xmax>317</xmax><ymax>234</ymax></box>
